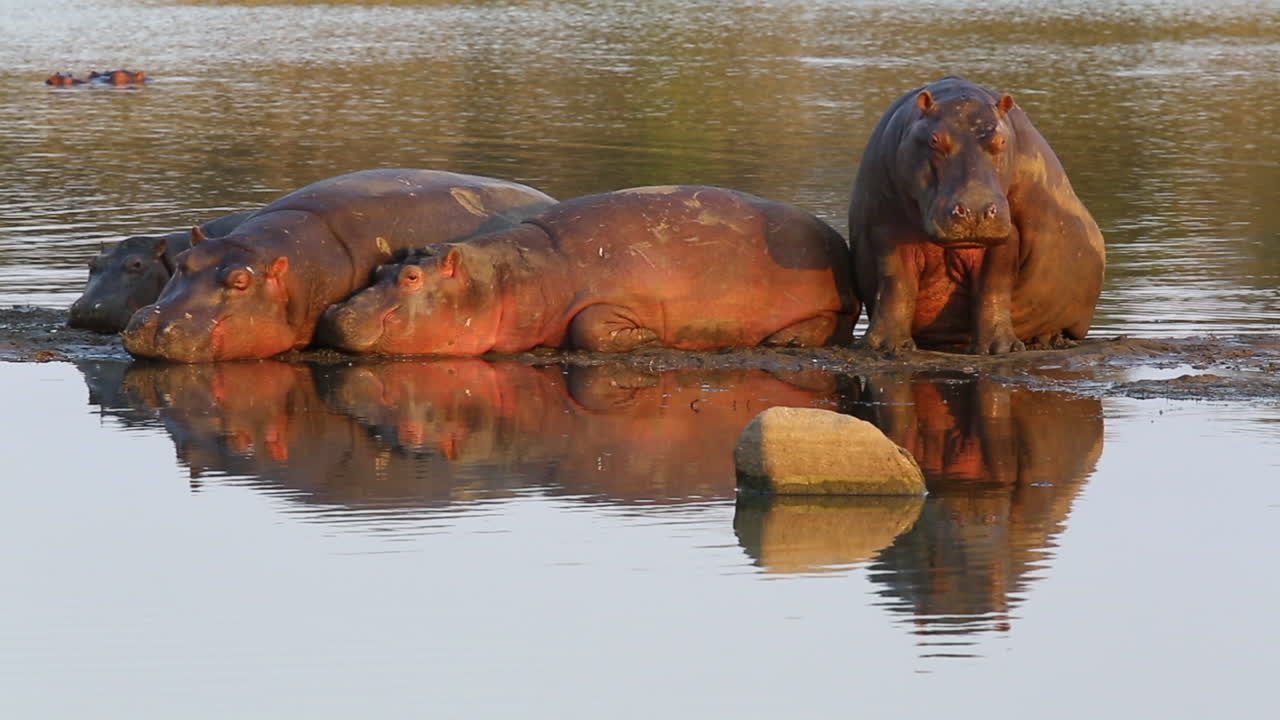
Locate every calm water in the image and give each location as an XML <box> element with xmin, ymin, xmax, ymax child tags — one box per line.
<box><xmin>2</xmin><ymin>0</ymin><xmax>1279</xmax><ymax>717</ymax></box>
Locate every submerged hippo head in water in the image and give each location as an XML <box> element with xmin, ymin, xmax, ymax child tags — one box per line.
<box><xmin>120</xmin><ymin>169</ymin><xmax>556</xmax><ymax>362</ymax></box>
<box><xmin>68</xmin><ymin>212</ymin><xmax>251</xmax><ymax>334</ymax></box>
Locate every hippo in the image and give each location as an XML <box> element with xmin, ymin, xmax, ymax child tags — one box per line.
<box><xmin>121</xmin><ymin>169</ymin><xmax>556</xmax><ymax>362</ymax></box>
<box><xmin>89</xmin><ymin>70</ymin><xmax>146</xmax><ymax>86</ymax></box>
<box><xmin>45</xmin><ymin>73</ymin><xmax>85</xmax><ymax>87</ymax></box>
<box><xmin>68</xmin><ymin>211</ymin><xmax>252</xmax><ymax>333</ymax></box>
<box><xmin>848</xmin><ymin>76</ymin><xmax>1105</xmax><ymax>354</ymax></box>
<box><xmin>318</xmin><ymin>185</ymin><xmax>858</xmax><ymax>355</ymax></box>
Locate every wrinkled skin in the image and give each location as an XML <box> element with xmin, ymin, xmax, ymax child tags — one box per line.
<box><xmin>849</xmin><ymin>76</ymin><xmax>1106</xmax><ymax>354</ymax></box>
<box><xmin>122</xmin><ymin>169</ymin><xmax>555</xmax><ymax>362</ymax></box>
<box><xmin>319</xmin><ymin>185</ymin><xmax>858</xmax><ymax>356</ymax></box>
<box><xmin>68</xmin><ymin>211</ymin><xmax>251</xmax><ymax>333</ymax></box>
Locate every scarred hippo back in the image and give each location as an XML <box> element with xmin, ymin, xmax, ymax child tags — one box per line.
<box><xmin>121</xmin><ymin>169</ymin><xmax>556</xmax><ymax>362</ymax></box>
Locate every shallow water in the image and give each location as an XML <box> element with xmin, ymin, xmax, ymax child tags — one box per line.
<box><xmin>3</xmin><ymin>358</ymin><xmax>1279</xmax><ymax>717</ymax></box>
<box><xmin>2</xmin><ymin>1</ymin><xmax>1279</xmax><ymax>716</ymax></box>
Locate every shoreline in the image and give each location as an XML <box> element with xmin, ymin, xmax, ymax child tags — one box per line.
<box><xmin>4</xmin><ymin>305</ymin><xmax>1278</xmax><ymax>403</ymax></box>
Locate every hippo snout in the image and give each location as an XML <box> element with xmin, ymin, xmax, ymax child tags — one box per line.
<box><xmin>122</xmin><ymin>306</ymin><xmax>217</xmax><ymax>362</ymax></box>
<box><xmin>317</xmin><ymin>304</ymin><xmax>384</xmax><ymax>353</ymax></box>
<box><xmin>68</xmin><ymin>296</ymin><xmax>132</xmax><ymax>333</ymax></box>
<box><xmin>927</xmin><ymin>193</ymin><xmax>1012</xmax><ymax>247</ymax></box>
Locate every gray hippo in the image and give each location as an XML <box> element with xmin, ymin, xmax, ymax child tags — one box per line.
<box><xmin>121</xmin><ymin>169</ymin><xmax>557</xmax><ymax>362</ymax></box>
<box><xmin>69</xmin><ymin>211</ymin><xmax>251</xmax><ymax>333</ymax></box>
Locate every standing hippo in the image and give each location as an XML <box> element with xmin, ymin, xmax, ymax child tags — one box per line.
<box><xmin>121</xmin><ymin>169</ymin><xmax>556</xmax><ymax>362</ymax></box>
<box><xmin>318</xmin><ymin>185</ymin><xmax>858</xmax><ymax>355</ymax></box>
<box><xmin>849</xmin><ymin>76</ymin><xmax>1105</xmax><ymax>354</ymax></box>
<box><xmin>68</xmin><ymin>211</ymin><xmax>252</xmax><ymax>333</ymax></box>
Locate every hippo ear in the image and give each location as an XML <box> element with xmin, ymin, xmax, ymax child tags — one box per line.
<box><xmin>996</xmin><ymin>94</ymin><xmax>1016</xmax><ymax>117</ymax></box>
<box><xmin>267</xmin><ymin>256</ymin><xmax>289</xmax><ymax>278</ymax></box>
<box><xmin>190</xmin><ymin>225</ymin><xmax>209</xmax><ymax>246</ymax></box>
<box><xmin>152</xmin><ymin>237</ymin><xmax>168</xmax><ymax>259</ymax></box>
<box><xmin>440</xmin><ymin>247</ymin><xmax>462</xmax><ymax>278</ymax></box>
<box><xmin>916</xmin><ymin>90</ymin><xmax>935</xmax><ymax>114</ymax></box>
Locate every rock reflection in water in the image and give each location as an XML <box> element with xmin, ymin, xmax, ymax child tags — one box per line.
<box><xmin>856</xmin><ymin>373</ymin><xmax>1104</xmax><ymax>654</ymax></box>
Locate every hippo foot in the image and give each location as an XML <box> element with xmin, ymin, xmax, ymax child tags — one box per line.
<box><xmin>1025</xmin><ymin>332</ymin><xmax>1076</xmax><ymax>351</ymax></box>
<box><xmin>968</xmin><ymin>329</ymin><xmax>1026</xmax><ymax>355</ymax></box>
<box><xmin>861</xmin><ymin>329</ymin><xmax>917</xmax><ymax>354</ymax></box>
<box><xmin>570</xmin><ymin>305</ymin><xmax>659</xmax><ymax>353</ymax></box>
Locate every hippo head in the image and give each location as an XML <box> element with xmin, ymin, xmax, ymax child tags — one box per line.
<box><xmin>901</xmin><ymin>89</ymin><xmax>1017</xmax><ymax>248</ymax></box>
<box><xmin>121</xmin><ymin>229</ymin><xmax>298</xmax><ymax>362</ymax></box>
<box><xmin>319</xmin><ymin>244</ymin><xmax>499</xmax><ymax>356</ymax></box>
<box><xmin>68</xmin><ymin>235</ymin><xmax>177</xmax><ymax>333</ymax></box>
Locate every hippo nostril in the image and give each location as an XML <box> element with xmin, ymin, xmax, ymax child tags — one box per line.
<box><xmin>952</xmin><ymin>203</ymin><xmax>970</xmax><ymax>219</ymax></box>
<box><xmin>982</xmin><ymin>204</ymin><xmax>999</xmax><ymax>220</ymax></box>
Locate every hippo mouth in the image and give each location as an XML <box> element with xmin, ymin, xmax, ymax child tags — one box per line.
<box><xmin>926</xmin><ymin>234</ymin><xmax>1008</xmax><ymax>250</ymax></box>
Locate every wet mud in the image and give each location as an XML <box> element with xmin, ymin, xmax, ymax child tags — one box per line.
<box><xmin>3</xmin><ymin>305</ymin><xmax>1277</xmax><ymax>403</ymax></box>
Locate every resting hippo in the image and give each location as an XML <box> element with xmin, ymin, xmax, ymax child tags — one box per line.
<box><xmin>318</xmin><ymin>185</ymin><xmax>858</xmax><ymax>355</ymax></box>
<box><xmin>68</xmin><ymin>211</ymin><xmax>252</xmax><ymax>333</ymax></box>
<box><xmin>121</xmin><ymin>169</ymin><xmax>556</xmax><ymax>362</ymax></box>
<box><xmin>848</xmin><ymin>76</ymin><xmax>1105</xmax><ymax>354</ymax></box>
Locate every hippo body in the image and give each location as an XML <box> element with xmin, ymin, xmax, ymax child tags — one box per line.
<box><xmin>121</xmin><ymin>169</ymin><xmax>556</xmax><ymax>362</ymax></box>
<box><xmin>69</xmin><ymin>211</ymin><xmax>252</xmax><ymax>333</ymax></box>
<box><xmin>319</xmin><ymin>185</ymin><xmax>858</xmax><ymax>355</ymax></box>
<box><xmin>848</xmin><ymin>76</ymin><xmax>1105</xmax><ymax>354</ymax></box>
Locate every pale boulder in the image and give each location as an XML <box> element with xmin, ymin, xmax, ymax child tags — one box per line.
<box><xmin>735</xmin><ymin>407</ymin><xmax>926</xmax><ymax>495</ymax></box>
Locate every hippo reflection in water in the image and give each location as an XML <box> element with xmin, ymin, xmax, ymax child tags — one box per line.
<box><xmin>317</xmin><ymin>360</ymin><xmax>845</xmax><ymax>503</ymax></box>
<box><xmin>864</xmin><ymin>373</ymin><xmax>1102</xmax><ymax>646</ymax></box>
<box><xmin>84</xmin><ymin>359</ymin><xmax>843</xmax><ymax>510</ymax></box>
<box><xmin>735</xmin><ymin>372</ymin><xmax>1101</xmax><ymax>649</ymax></box>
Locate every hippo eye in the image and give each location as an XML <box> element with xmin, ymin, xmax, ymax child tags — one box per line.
<box><xmin>989</xmin><ymin>133</ymin><xmax>1007</xmax><ymax>153</ymax></box>
<box><xmin>125</xmin><ymin>257</ymin><xmax>145</xmax><ymax>273</ymax></box>
<box><xmin>928</xmin><ymin>132</ymin><xmax>950</xmax><ymax>153</ymax></box>
<box><xmin>399</xmin><ymin>266</ymin><xmax>424</xmax><ymax>290</ymax></box>
<box><xmin>225</xmin><ymin>268</ymin><xmax>252</xmax><ymax>291</ymax></box>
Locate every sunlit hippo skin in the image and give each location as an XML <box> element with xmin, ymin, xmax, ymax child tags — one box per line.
<box><xmin>121</xmin><ymin>169</ymin><xmax>556</xmax><ymax>362</ymax></box>
<box><xmin>68</xmin><ymin>211</ymin><xmax>252</xmax><ymax>333</ymax></box>
<box><xmin>849</xmin><ymin>76</ymin><xmax>1106</xmax><ymax>354</ymax></box>
<box><xmin>319</xmin><ymin>185</ymin><xmax>858</xmax><ymax>355</ymax></box>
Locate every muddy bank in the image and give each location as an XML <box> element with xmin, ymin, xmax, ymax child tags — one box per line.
<box><xmin>3</xmin><ymin>305</ymin><xmax>1278</xmax><ymax>402</ymax></box>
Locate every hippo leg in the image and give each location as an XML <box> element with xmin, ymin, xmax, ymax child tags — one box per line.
<box><xmin>761</xmin><ymin>312</ymin><xmax>840</xmax><ymax>348</ymax></box>
<box><xmin>968</xmin><ymin>240</ymin><xmax>1025</xmax><ymax>355</ymax></box>
<box><xmin>569</xmin><ymin>304</ymin><xmax>659</xmax><ymax>352</ymax></box>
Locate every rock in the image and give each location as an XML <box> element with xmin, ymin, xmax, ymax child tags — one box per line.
<box><xmin>733</xmin><ymin>495</ymin><xmax>924</xmax><ymax>573</ymax></box>
<box><xmin>734</xmin><ymin>406</ymin><xmax>926</xmax><ymax>495</ymax></box>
